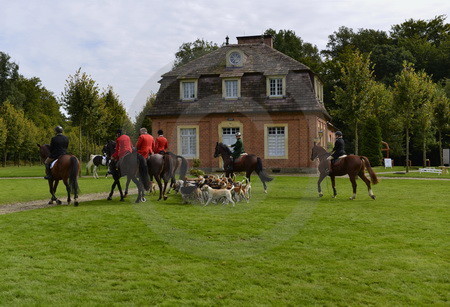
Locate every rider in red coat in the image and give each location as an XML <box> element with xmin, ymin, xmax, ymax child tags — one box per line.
<box><xmin>154</xmin><ymin>129</ymin><xmax>168</xmax><ymax>154</ymax></box>
<box><xmin>136</xmin><ymin>127</ymin><xmax>154</xmax><ymax>159</ymax></box>
<box><xmin>112</xmin><ymin>129</ymin><xmax>132</xmax><ymax>160</ymax></box>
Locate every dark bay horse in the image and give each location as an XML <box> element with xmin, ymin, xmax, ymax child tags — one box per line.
<box><xmin>37</xmin><ymin>144</ymin><xmax>80</xmax><ymax>206</ymax></box>
<box><xmin>103</xmin><ymin>140</ymin><xmax>150</xmax><ymax>203</ymax></box>
<box><xmin>147</xmin><ymin>152</ymin><xmax>188</xmax><ymax>201</ymax></box>
<box><xmin>214</xmin><ymin>142</ymin><xmax>273</xmax><ymax>193</ymax></box>
<box><xmin>310</xmin><ymin>144</ymin><xmax>378</xmax><ymax>200</ymax></box>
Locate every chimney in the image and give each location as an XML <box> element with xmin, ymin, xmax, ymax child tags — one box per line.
<box><xmin>236</xmin><ymin>34</ymin><xmax>273</xmax><ymax>48</ymax></box>
<box><xmin>225</xmin><ymin>35</ymin><xmax>229</xmax><ymax>45</ymax></box>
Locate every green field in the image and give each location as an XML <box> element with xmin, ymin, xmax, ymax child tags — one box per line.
<box><xmin>0</xmin><ymin>175</ymin><xmax>448</xmax><ymax>305</ymax></box>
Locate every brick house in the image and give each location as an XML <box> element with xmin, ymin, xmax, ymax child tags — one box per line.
<box><xmin>148</xmin><ymin>35</ymin><xmax>333</xmax><ymax>172</ymax></box>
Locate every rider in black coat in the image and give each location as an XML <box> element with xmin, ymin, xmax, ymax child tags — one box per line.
<box><xmin>326</xmin><ymin>131</ymin><xmax>346</xmax><ymax>173</ymax></box>
<box><xmin>44</xmin><ymin>126</ymin><xmax>69</xmax><ymax>179</ymax></box>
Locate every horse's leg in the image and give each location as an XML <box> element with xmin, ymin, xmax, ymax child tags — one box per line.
<box><xmin>93</xmin><ymin>165</ymin><xmax>98</xmax><ymax>179</ymax></box>
<box><xmin>116</xmin><ymin>179</ymin><xmax>125</xmax><ymax>201</ymax></box>
<box><xmin>124</xmin><ymin>177</ymin><xmax>131</xmax><ymax>197</ymax></box>
<box><xmin>64</xmin><ymin>178</ymin><xmax>71</xmax><ymax>204</ymax></box>
<box><xmin>162</xmin><ymin>179</ymin><xmax>169</xmax><ymax>201</ymax></box>
<box><xmin>131</xmin><ymin>176</ymin><xmax>145</xmax><ymax>203</ymax></box>
<box><xmin>349</xmin><ymin>174</ymin><xmax>357</xmax><ymax>200</ymax></box>
<box><xmin>358</xmin><ymin>170</ymin><xmax>375</xmax><ymax>200</ymax></box>
<box><xmin>48</xmin><ymin>179</ymin><xmax>56</xmax><ymax>204</ymax></box>
<box><xmin>317</xmin><ymin>173</ymin><xmax>326</xmax><ymax>197</ymax></box>
<box><xmin>53</xmin><ymin>180</ymin><xmax>62</xmax><ymax>205</ymax></box>
<box><xmin>330</xmin><ymin>176</ymin><xmax>337</xmax><ymax>198</ymax></box>
<box><xmin>107</xmin><ymin>180</ymin><xmax>117</xmax><ymax>200</ymax></box>
<box><xmin>155</xmin><ymin>175</ymin><xmax>163</xmax><ymax>201</ymax></box>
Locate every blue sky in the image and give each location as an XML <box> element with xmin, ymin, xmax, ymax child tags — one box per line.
<box><xmin>0</xmin><ymin>0</ymin><xmax>448</xmax><ymax>119</ymax></box>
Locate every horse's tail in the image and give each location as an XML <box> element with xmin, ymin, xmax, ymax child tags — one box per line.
<box><xmin>137</xmin><ymin>154</ymin><xmax>150</xmax><ymax>191</ymax></box>
<box><xmin>256</xmin><ymin>157</ymin><xmax>274</xmax><ymax>183</ymax></box>
<box><xmin>69</xmin><ymin>156</ymin><xmax>80</xmax><ymax>195</ymax></box>
<box><xmin>361</xmin><ymin>156</ymin><xmax>379</xmax><ymax>185</ymax></box>
<box><xmin>176</xmin><ymin>155</ymin><xmax>188</xmax><ymax>180</ymax></box>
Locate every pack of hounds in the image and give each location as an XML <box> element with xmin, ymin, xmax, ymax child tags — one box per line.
<box><xmin>171</xmin><ymin>174</ymin><xmax>252</xmax><ymax>206</ymax></box>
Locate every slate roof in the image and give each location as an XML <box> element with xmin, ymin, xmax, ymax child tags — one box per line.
<box><xmin>149</xmin><ymin>43</ymin><xmax>330</xmax><ymax>118</ymax></box>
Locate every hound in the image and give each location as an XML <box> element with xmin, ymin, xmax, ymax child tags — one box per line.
<box><xmin>201</xmin><ymin>185</ymin><xmax>235</xmax><ymax>207</ymax></box>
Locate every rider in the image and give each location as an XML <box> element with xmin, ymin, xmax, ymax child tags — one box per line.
<box><xmin>110</xmin><ymin>129</ymin><xmax>133</xmax><ymax>172</ymax></box>
<box><xmin>154</xmin><ymin>129</ymin><xmax>168</xmax><ymax>154</ymax></box>
<box><xmin>136</xmin><ymin>127</ymin><xmax>154</xmax><ymax>159</ymax></box>
<box><xmin>228</xmin><ymin>132</ymin><xmax>244</xmax><ymax>172</ymax></box>
<box><xmin>327</xmin><ymin>131</ymin><xmax>346</xmax><ymax>171</ymax></box>
<box><xmin>44</xmin><ymin>126</ymin><xmax>69</xmax><ymax>180</ymax></box>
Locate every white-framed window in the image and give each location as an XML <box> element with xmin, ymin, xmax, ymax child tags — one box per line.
<box><xmin>222</xmin><ymin>127</ymin><xmax>240</xmax><ymax>147</ymax></box>
<box><xmin>264</xmin><ymin>124</ymin><xmax>288</xmax><ymax>159</ymax></box>
<box><xmin>266</xmin><ymin>76</ymin><xmax>286</xmax><ymax>98</ymax></box>
<box><xmin>222</xmin><ymin>78</ymin><xmax>241</xmax><ymax>99</ymax></box>
<box><xmin>177</xmin><ymin>126</ymin><xmax>199</xmax><ymax>158</ymax></box>
<box><xmin>179</xmin><ymin>79</ymin><xmax>198</xmax><ymax>101</ymax></box>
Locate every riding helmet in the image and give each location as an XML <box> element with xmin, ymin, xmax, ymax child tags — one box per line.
<box><xmin>158</xmin><ymin>129</ymin><xmax>164</xmax><ymax>135</ymax></box>
<box><xmin>54</xmin><ymin>126</ymin><xmax>63</xmax><ymax>133</ymax></box>
<box><xmin>335</xmin><ymin>131</ymin><xmax>343</xmax><ymax>136</ymax></box>
<box><xmin>235</xmin><ymin>132</ymin><xmax>241</xmax><ymax>137</ymax></box>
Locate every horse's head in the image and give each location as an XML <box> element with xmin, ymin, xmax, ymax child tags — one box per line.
<box><xmin>311</xmin><ymin>143</ymin><xmax>328</xmax><ymax>161</ymax></box>
<box><xmin>214</xmin><ymin>142</ymin><xmax>231</xmax><ymax>158</ymax></box>
<box><xmin>103</xmin><ymin>140</ymin><xmax>116</xmax><ymax>158</ymax></box>
<box><xmin>37</xmin><ymin>144</ymin><xmax>50</xmax><ymax>163</ymax></box>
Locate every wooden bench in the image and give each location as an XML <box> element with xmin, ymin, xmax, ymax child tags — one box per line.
<box><xmin>419</xmin><ymin>168</ymin><xmax>443</xmax><ymax>175</ymax></box>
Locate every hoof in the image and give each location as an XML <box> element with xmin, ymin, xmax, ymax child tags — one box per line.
<box><xmin>264</xmin><ymin>190</ymin><xmax>268</xmax><ymax>194</ymax></box>
<box><xmin>107</xmin><ymin>197</ymin><xmax>112</xmax><ymax>201</ymax></box>
<box><xmin>318</xmin><ymin>193</ymin><xmax>323</xmax><ymax>197</ymax></box>
<box><xmin>74</xmin><ymin>201</ymin><xmax>79</xmax><ymax>207</ymax></box>
<box><xmin>349</xmin><ymin>197</ymin><xmax>355</xmax><ymax>200</ymax></box>
<box><xmin>120</xmin><ymin>198</ymin><xmax>125</xmax><ymax>202</ymax></box>
<box><xmin>48</xmin><ymin>200</ymin><xmax>54</xmax><ymax>205</ymax></box>
<box><xmin>371</xmin><ymin>195</ymin><xmax>376</xmax><ymax>200</ymax></box>
<box><xmin>163</xmin><ymin>196</ymin><xmax>168</xmax><ymax>201</ymax></box>
<box><xmin>56</xmin><ymin>199</ymin><xmax>62</xmax><ymax>205</ymax></box>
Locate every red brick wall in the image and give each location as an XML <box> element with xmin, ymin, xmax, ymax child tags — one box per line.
<box><xmin>151</xmin><ymin>112</ymin><xmax>326</xmax><ymax>171</ymax></box>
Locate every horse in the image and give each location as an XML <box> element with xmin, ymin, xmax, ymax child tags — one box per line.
<box><xmin>147</xmin><ymin>152</ymin><xmax>188</xmax><ymax>201</ymax></box>
<box><xmin>103</xmin><ymin>140</ymin><xmax>150</xmax><ymax>203</ymax></box>
<box><xmin>85</xmin><ymin>154</ymin><xmax>109</xmax><ymax>179</ymax></box>
<box><xmin>310</xmin><ymin>143</ymin><xmax>378</xmax><ymax>200</ymax></box>
<box><xmin>37</xmin><ymin>144</ymin><xmax>80</xmax><ymax>206</ymax></box>
<box><xmin>213</xmin><ymin>142</ymin><xmax>273</xmax><ymax>193</ymax></box>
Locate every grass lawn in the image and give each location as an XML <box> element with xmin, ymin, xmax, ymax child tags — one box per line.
<box><xmin>0</xmin><ymin>176</ymin><xmax>448</xmax><ymax>305</ymax></box>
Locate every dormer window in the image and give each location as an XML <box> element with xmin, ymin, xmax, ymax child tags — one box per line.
<box><xmin>222</xmin><ymin>78</ymin><xmax>241</xmax><ymax>99</ymax></box>
<box><xmin>266</xmin><ymin>75</ymin><xmax>286</xmax><ymax>98</ymax></box>
<box><xmin>180</xmin><ymin>79</ymin><xmax>198</xmax><ymax>101</ymax></box>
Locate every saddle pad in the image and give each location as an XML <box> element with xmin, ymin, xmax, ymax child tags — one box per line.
<box><xmin>50</xmin><ymin>159</ymin><xmax>58</xmax><ymax>169</ymax></box>
<box><xmin>102</xmin><ymin>157</ymin><xmax>107</xmax><ymax>166</ymax></box>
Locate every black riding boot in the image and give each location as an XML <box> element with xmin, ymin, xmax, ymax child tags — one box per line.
<box><xmin>44</xmin><ymin>163</ymin><xmax>52</xmax><ymax>180</ymax></box>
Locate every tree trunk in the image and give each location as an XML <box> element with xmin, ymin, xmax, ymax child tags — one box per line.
<box><xmin>355</xmin><ymin>123</ymin><xmax>359</xmax><ymax>155</ymax></box>
<box><xmin>406</xmin><ymin>128</ymin><xmax>410</xmax><ymax>173</ymax></box>
<box><xmin>438</xmin><ymin>130</ymin><xmax>443</xmax><ymax>166</ymax></box>
<box><xmin>422</xmin><ymin>138</ymin><xmax>426</xmax><ymax>167</ymax></box>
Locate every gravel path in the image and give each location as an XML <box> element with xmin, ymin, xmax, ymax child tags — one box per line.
<box><xmin>0</xmin><ymin>189</ymin><xmax>138</xmax><ymax>215</ymax></box>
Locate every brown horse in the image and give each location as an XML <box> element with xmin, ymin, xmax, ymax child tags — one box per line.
<box><xmin>37</xmin><ymin>144</ymin><xmax>80</xmax><ymax>206</ymax></box>
<box><xmin>214</xmin><ymin>142</ymin><xmax>273</xmax><ymax>193</ymax></box>
<box><xmin>310</xmin><ymin>143</ymin><xmax>378</xmax><ymax>200</ymax></box>
<box><xmin>147</xmin><ymin>152</ymin><xmax>188</xmax><ymax>201</ymax></box>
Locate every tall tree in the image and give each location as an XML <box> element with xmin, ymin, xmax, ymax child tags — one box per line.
<box><xmin>134</xmin><ymin>93</ymin><xmax>155</xmax><ymax>135</ymax></box>
<box><xmin>332</xmin><ymin>49</ymin><xmax>377</xmax><ymax>155</ymax></box>
<box><xmin>360</xmin><ymin>117</ymin><xmax>383</xmax><ymax>166</ymax></box>
<box><xmin>393</xmin><ymin>63</ymin><xmax>436</xmax><ymax>172</ymax></box>
<box><xmin>0</xmin><ymin>52</ymin><xmax>19</xmax><ymax>104</ymax></box>
<box><xmin>61</xmin><ymin>68</ymin><xmax>101</xmax><ymax>159</ymax></box>
<box><xmin>100</xmin><ymin>86</ymin><xmax>132</xmax><ymax>141</ymax></box>
<box><xmin>0</xmin><ymin>101</ymin><xmax>26</xmax><ymax>165</ymax></box>
<box><xmin>432</xmin><ymin>86</ymin><xmax>450</xmax><ymax>166</ymax></box>
<box><xmin>265</xmin><ymin>29</ymin><xmax>323</xmax><ymax>73</ymax></box>
<box><xmin>173</xmin><ymin>39</ymin><xmax>219</xmax><ymax>68</ymax></box>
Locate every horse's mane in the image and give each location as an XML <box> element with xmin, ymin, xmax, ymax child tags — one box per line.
<box><xmin>218</xmin><ymin>142</ymin><xmax>232</xmax><ymax>155</ymax></box>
